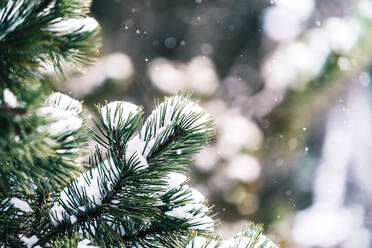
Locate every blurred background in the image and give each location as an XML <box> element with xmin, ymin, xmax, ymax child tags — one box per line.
<box><xmin>52</xmin><ymin>0</ymin><xmax>372</xmax><ymax>247</ymax></box>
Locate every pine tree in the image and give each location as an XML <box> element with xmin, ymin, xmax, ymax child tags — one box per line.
<box><xmin>0</xmin><ymin>1</ymin><xmax>278</xmax><ymax>247</ymax></box>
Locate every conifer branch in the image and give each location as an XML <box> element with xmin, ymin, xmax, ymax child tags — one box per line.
<box><xmin>41</xmin><ymin>96</ymin><xmax>215</xmax><ymax>247</ymax></box>
<box><xmin>0</xmin><ymin>0</ymin><xmax>280</xmax><ymax>246</ymax></box>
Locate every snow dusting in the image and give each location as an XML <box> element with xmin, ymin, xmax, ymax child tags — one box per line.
<box><xmin>186</xmin><ymin>236</ymin><xmax>218</xmax><ymax>248</ymax></box>
<box><xmin>222</xmin><ymin>232</ymin><xmax>277</xmax><ymax>248</ymax></box>
<box><xmin>50</xmin><ymin>150</ymin><xmax>148</xmax><ymax>226</ymax></box>
<box><xmin>100</xmin><ymin>101</ymin><xmax>140</xmax><ymax>129</ymax></box>
<box><xmin>37</xmin><ymin>93</ymin><xmax>83</xmax><ymax>136</ymax></box>
<box><xmin>165</xmin><ymin>186</ymin><xmax>213</xmax><ymax>231</ymax></box>
<box><xmin>10</xmin><ymin>197</ymin><xmax>33</xmax><ymax>213</ymax></box>
<box><xmin>163</xmin><ymin>172</ymin><xmax>187</xmax><ymax>192</ymax></box>
<box><xmin>48</xmin><ymin>17</ymin><xmax>99</xmax><ymax>35</ymax></box>
<box><xmin>19</xmin><ymin>235</ymin><xmax>40</xmax><ymax>248</ymax></box>
<box><xmin>3</xmin><ymin>88</ymin><xmax>22</xmax><ymax>108</ymax></box>
<box><xmin>49</xmin><ymin>96</ymin><xmax>214</xmax><ymax>237</ymax></box>
<box><xmin>187</xmin><ymin>231</ymin><xmax>277</xmax><ymax>248</ymax></box>
<box><xmin>130</xmin><ymin>95</ymin><xmax>211</xmax><ymax>160</ymax></box>
<box><xmin>77</xmin><ymin>239</ymin><xmax>98</xmax><ymax>248</ymax></box>
<box><xmin>43</xmin><ymin>92</ymin><xmax>82</xmax><ymax>116</ymax></box>
<box><xmin>50</xmin><ymin>158</ymin><xmax>119</xmax><ymax>226</ymax></box>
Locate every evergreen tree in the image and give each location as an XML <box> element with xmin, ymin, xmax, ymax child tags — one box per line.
<box><xmin>0</xmin><ymin>1</ymin><xmax>278</xmax><ymax>247</ymax></box>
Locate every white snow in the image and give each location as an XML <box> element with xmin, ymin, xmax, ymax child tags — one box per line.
<box><xmin>3</xmin><ymin>89</ymin><xmax>20</xmax><ymax>108</ymax></box>
<box><xmin>115</xmin><ymin>96</ymin><xmax>211</xmax><ymax>174</ymax></box>
<box><xmin>187</xmin><ymin>229</ymin><xmax>277</xmax><ymax>248</ymax></box>
<box><xmin>140</xmin><ymin>95</ymin><xmax>210</xmax><ymax>142</ymax></box>
<box><xmin>164</xmin><ymin>172</ymin><xmax>187</xmax><ymax>192</ymax></box>
<box><xmin>70</xmin><ymin>215</ymin><xmax>77</xmax><ymax>224</ymax></box>
<box><xmin>165</xmin><ymin>186</ymin><xmax>212</xmax><ymax>231</ymax></box>
<box><xmin>49</xmin><ymin>99</ymin><xmax>148</xmax><ymax>226</ymax></box>
<box><xmin>165</xmin><ymin>202</ymin><xmax>206</xmax><ymax>219</ymax></box>
<box><xmin>56</xmin><ymin>136</ymin><xmax>80</xmax><ymax>154</ymax></box>
<box><xmin>36</xmin><ymin>0</ymin><xmax>56</xmax><ymax>17</ymax></box>
<box><xmin>88</xmin><ymin>220</ymin><xmax>98</xmax><ymax>236</ymax></box>
<box><xmin>43</xmin><ymin>92</ymin><xmax>82</xmax><ymax>116</ymax></box>
<box><xmin>48</xmin><ymin>17</ymin><xmax>99</xmax><ymax>35</ymax></box>
<box><xmin>50</xmin><ymin>150</ymin><xmax>148</xmax><ymax>226</ymax></box>
<box><xmin>126</xmin><ymin>134</ymin><xmax>158</xmax><ymax>159</ymax></box>
<box><xmin>37</xmin><ymin>107</ymin><xmax>82</xmax><ymax>136</ymax></box>
<box><xmin>189</xmin><ymin>188</ymin><xmax>205</xmax><ymax>203</ymax></box>
<box><xmin>19</xmin><ymin>235</ymin><xmax>40</xmax><ymax>248</ymax></box>
<box><xmin>50</xmin><ymin>158</ymin><xmax>118</xmax><ymax>225</ymax></box>
<box><xmin>186</xmin><ymin>236</ymin><xmax>218</xmax><ymax>248</ymax></box>
<box><xmin>77</xmin><ymin>239</ymin><xmax>98</xmax><ymax>248</ymax></box>
<box><xmin>49</xmin><ymin>96</ymin><xmax>214</xmax><ymax>238</ymax></box>
<box><xmin>100</xmin><ymin>101</ymin><xmax>140</xmax><ymax>129</ymax></box>
<box><xmin>192</xmin><ymin>215</ymin><xmax>214</xmax><ymax>232</ymax></box>
<box><xmin>37</xmin><ymin>93</ymin><xmax>83</xmax><ymax>136</ymax></box>
<box><xmin>10</xmin><ymin>197</ymin><xmax>33</xmax><ymax>213</ymax></box>
<box><xmin>222</xmin><ymin>232</ymin><xmax>277</xmax><ymax>248</ymax></box>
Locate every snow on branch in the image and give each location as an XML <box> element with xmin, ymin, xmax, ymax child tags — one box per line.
<box><xmin>37</xmin><ymin>93</ymin><xmax>83</xmax><ymax>136</ymax></box>
<box><xmin>186</xmin><ymin>224</ymin><xmax>278</xmax><ymax>248</ymax></box>
<box><xmin>47</xmin><ymin>17</ymin><xmax>99</xmax><ymax>35</ymax></box>
<box><xmin>49</xmin><ymin>156</ymin><xmax>147</xmax><ymax>226</ymax></box>
<box><xmin>126</xmin><ymin>95</ymin><xmax>214</xmax><ymax>164</ymax></box>
<box><xmin>100</xmin><ymin>101</ymin><xmax>140</xmax><ymax>129</ymax></box>
<box><xmin>48</xmin><ymin>94</ymin><xmax>215</xmax><ymax>245</ymax></box>
<box><xmin>0</xmin><ymin>0</ymin><xmax>100</xmax><ymax>100</ymax></box>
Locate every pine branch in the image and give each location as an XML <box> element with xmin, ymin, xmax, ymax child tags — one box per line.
<box><xmin>185</xmin><ymin>223</ymin><xmax>277</xmax><ymax>248</ymax></box>
<box><xmin>1</xmin><ymin>92</ymin><xmax>278</xmax><ymax>248</ymax></box>
<box><xmin>0</xmin><ymin>0</ymin><xmax>100</xmax><ymax>103</ymax></box>
<box><xmin>0</xmin><ymin>0</ymin><xmax>100</xmax><ymax>200</ymax></box>
<box><xmin>42</xmin><ymin>95</ymin><xmax>215</xmax><ymax>247</ymax></box>
<box><xmin>0</xmin><ymin>92</ymin><xmax>88</xmax><ymax>200</ymax></box>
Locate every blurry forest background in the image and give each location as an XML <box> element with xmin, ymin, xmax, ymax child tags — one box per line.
<box><xmin>50</xmin><ymin>0</ymin><xmax>372</xmax><ymax>247</ymax></box>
